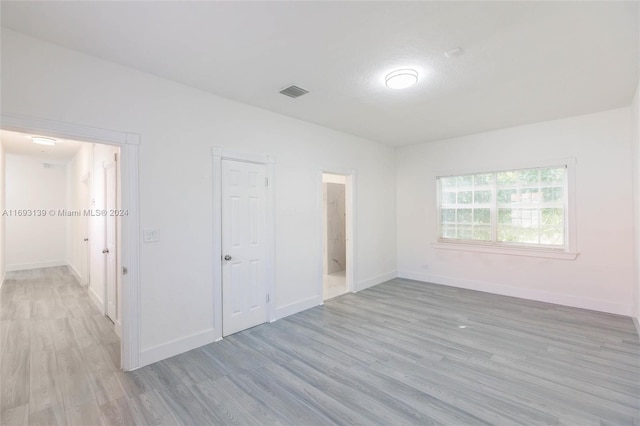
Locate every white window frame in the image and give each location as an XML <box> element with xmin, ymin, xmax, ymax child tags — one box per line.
<box><xmin>432</xmin><ymin>158</ymin><xmax>579</xmax><ymax>260</ymax></box>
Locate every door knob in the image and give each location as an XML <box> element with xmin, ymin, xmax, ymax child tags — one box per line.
<box><xmin>102</xmin><ymin>248</ymin><xmax>109</xmax><ymax>254</ymax></box>
<box><xmin>224</xmin><ymin>255</ymin><xmax>232</xmax><ymax>261</ymax></box>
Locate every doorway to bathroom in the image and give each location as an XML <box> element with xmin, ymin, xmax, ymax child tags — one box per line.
<box><xmin>322</xmin><ymin>172</ymin><xmax>353</xmax><ymax>300</ymax></box>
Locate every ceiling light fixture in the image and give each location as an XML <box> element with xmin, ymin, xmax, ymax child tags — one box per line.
<box><xmin>31</xmin><ymin>136</ymin><xmax>57</xmax><ymax>146</ymax></box>
<box><xmin>385</xmin><ymin>69</ymin><xmax>419</xmax><ymax>90</ymax></box>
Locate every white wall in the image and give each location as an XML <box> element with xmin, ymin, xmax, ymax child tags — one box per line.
<box><xmin>0</xmin><ymin>140</ymin><xmax>5</xmax><ymax>285</ymax></box>
<box><xmin>632</xmin><ymin>80</ymin><xmax>640</xmax><ymax>332</ymax></box>
<box><xmin>0</xmin><ymin>29</ymin><xmax>397</xmax><ymax>364</ymax></box>
<box><xmin>5</xmin><ymin>154</ymin><xmax>68</xmax><ymax>271</ymax></box>
<box><xmin>397</xmin><ymin>108</ymin><xmax>635</xmax><ymax>316</ymax></box>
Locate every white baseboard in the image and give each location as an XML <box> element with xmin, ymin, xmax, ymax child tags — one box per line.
<box><xmin>5</xmin><ymin>260</ymin><xmax>67</xmax><ymax>272</ymax></box>
<box><xmin>88</xmin><ymin>286</ymin><xmax>105</xmax><ymax>314</ymax></box>
<box><xmin>272</xmin><ymin>295</ymin><xmax>321</xmax><ymax>322</ymax></box>
<box><xmin>270</xmin><ymin>271</ymin><xmax>398</xmax><ymax>323</ymax></box>
<box><xmin>633</xmin><ymin>316</ymin><xmax>640</xmax><ymax>341</ymax></box>
<box><xmin>67</xmin><ymin>262</ymin><xmax>82</xmax><ymax>284</ymax></box>
<box><xmin>139</xmin><ymin>328</ymin><xmax>217</xmax><ymax>367</ymax></box>
<box><xmin>356</xmin><ymin>271</ymin><xmax>397</xmax><ymax>292</ymax></box>
<box><xmin>397</xmin><ymin>271</ymin><xmax>633</xmax><ymax>316</ymax></box>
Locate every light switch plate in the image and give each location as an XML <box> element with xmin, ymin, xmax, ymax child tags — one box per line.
<box><xmin>143</xmin><ymin>229</ymin><xmax>160</xmax><ymax>243</ymax></box>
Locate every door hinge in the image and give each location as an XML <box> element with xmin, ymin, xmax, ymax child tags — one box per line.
<box><xmin>114</xmin><ymin>153</ymin><xmax>118</xmax><ymax>162</ymax></box>
<box><xmin>122</xmin><ymin>266</ymin><xmax>128</xmax><ymax>275</ymax></box>
<box><xmin>266</xmin><ymin>293</ymin><xmax>270</xmax><ymax>303</ymax></box>
<box><xmin>265</xmin><ymin>177</ymin><xmax>268</xmax><ymax>187</ymax></box>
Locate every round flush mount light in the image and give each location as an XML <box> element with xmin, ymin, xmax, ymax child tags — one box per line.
<box><xmin>31</xmin><ymin>136</ymin><xmax>57</xmax><ymax>146</ymax></box>
<box><xmin>385</xmin><ymin>69</ymin><xmax>419</xmax><ymax>89</ymax></box>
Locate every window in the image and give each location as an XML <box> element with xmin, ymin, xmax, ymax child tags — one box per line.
<box><xmin>437</xmin><ymin>165</ymin><xmax>569</xmax><ymax>250</ymax></box>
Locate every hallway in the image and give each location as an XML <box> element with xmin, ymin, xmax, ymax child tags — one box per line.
<box><xmin>1</xmin><ymin>267</ymin><xmax>120</xmax><ymax>424</ymax></box>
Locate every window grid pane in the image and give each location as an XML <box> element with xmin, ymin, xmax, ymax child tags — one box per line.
<box><xmin>438</xmin><ymin>166</ymin><xmax>566</xmax><ymax>248</ymax></box>
<box><xmin>439</xmin><ymin>172</ymin><xmax>493</xmax><ymax>242</ymax></box>
<box><xmin>495</xmin><ymin>167</ymin><xmax>565</xmax><ymax>246</ymax></box>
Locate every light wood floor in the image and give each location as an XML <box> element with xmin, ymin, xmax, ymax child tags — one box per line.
<box><xmin>1</xmin><ymin>267</ymin><xmax>639</xmax><ymax>425</ymax></box>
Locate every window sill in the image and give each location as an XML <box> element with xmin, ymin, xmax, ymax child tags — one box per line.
<box><xmin>432</xmin><ymin>242</ymin><xmax>579</xmax><ymax>260</ymax></box>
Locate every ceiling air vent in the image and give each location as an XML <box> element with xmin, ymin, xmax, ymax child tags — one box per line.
<box><xmin>279</xmin><ymin>85</ymin><xmax>309</xmax><ymax>98</ymax></box>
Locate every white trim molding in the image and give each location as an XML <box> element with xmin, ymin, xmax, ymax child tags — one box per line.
<box><xmin>211</xmin><ymin>147</ymin><xmax>275</xmax><ymax>164</ymax></box>
<box><xmin>273</xmin><ymin>296</ymin><xmax>322</xmax><ymax>322</ymax></box>
<box><xmin>356</xmin><ymin>271</ymin><xmax>397</xmax><ymax>292</ymax></box>
<box><xmin>211</xmin><ymin>147</ymin><xmax>276</xmax><ymax>341</ymax></box>
<box><xmin>397</xmin><ymin>271</ymin><xmax>633</xmax><ymax>316</ymax></box>
<box><xmin>67</xmin><ymin>262</ymin><xmax>83</xmax><ymax>284</ymax></box>
<box><xmin>432</xmin><ymin>242</ymin><xmax>579</xmax><ymax>260</ymax></box>
<box><xmin>5</xmin><ymin>260</ymin><xmax>68</xmax><ymax>272</ymax></box>
<box><xmin>1</xmin><ymin>112</ymin><xmax>141</xmax><ymax>371</ymax></box>
<box><xmin>89</xmin><ymin>286</ymin><xmax>105</xmax><ymax>314</ymax></box>
<box><xmin>139</xmin><ymin>328</ymin><xmax>218</xmax><ymax>367</ymax></box>
<box><xmin>1</xmin><ymin>113</ymin><xmax>139</xmax><ymax>146</ymax></box>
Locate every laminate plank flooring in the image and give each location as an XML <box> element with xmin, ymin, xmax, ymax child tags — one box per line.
<box><xmin>1</xmin><ymin>267</ymin><xmax>639</xmax><ymax>425</ymax></box>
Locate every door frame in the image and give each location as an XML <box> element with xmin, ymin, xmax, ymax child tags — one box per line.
<box><xmin>319</xmin><ymin>169</ymin><xmax>357</xmax><ymax>299</ymax></box>
<box><xmin>1</xmin><ymin>113</ymin><xmax>141</xmax><ymax>371</ymax></box>
<box><xmin>212</xmin><ymin>147</ymin><xmax>275</xmax><ymax>341</ymax></box>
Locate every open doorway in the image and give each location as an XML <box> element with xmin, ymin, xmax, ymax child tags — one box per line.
<box><xmin>1</xmin><ymin>113</ymin><xmax>140</xmax><ymax>371</ymax></box>
<box><xmin>322</xmin><ymin>172</ymin><xmax>354</xmax><ymax>300</ymax></box>
<box><xmin>0</xmin><ymin>129</ymin><xmax>123</xmax><ymax>364</ymax></box>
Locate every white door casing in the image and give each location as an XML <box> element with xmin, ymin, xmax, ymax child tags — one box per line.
<box><xmin>104</xmin><ymin>160</ymin><xmax>118</xmax><ymax>322</ymax></box>
<box><xmin>221</xmin><ymin>159</ymin><xmax>268</xmax><ymax>336</ymax></box>
<box><xmin>1</xmin><ymin>112</ymin><xmax>141</xmax><ymax>370</ymax></box>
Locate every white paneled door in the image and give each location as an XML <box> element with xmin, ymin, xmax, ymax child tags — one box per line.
<box><xmin>104</xmin><ymin>161</ymin><xmax>117</xmax><ymax>322</ymax></box>
<box><xmin>81</xmin><ymin>173</ymin><xmax>91</xmax><ymax>287</ymax></box>
<box><xmin>222</xmin><ymin>159</ymin><xmax>268</xmax><ymax>336</ymax></box>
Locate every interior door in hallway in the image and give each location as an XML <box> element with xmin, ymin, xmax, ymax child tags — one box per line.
<box><xmin>104</xmin><ymin>160</ymin><xmax>117</xmax><ymax>322</ymax></box>
<box><xmin>222</xmin><ymin>159</ymin><xmax>268</xmax><ymax>336</ymax></box>
<box><xmin>80</xmin><ymin>172</ymin><xmax>91</xmax><ymax>286</ymax></box>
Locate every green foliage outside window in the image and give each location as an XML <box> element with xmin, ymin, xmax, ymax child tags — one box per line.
<box><xmin>438</xmin><ymin>166</ymin><xmax>566</xmax><ymax>248</ymax></box>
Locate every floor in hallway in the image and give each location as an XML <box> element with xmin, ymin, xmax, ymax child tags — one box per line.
<box><xmin>1</xmin><ymin>267</ymin><xmax>120</xmax><ymax>425</ymax></box>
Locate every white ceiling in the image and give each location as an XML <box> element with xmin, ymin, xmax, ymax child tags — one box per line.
<box><xmin>1</xmin><ymin>130</ymin><xmax>83</xmax><ymax>161</ymax></box>
<box><xmin>1</xmin><ymin>1</ymin><xmax>638</xmax><ymax>146</ymax></box>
